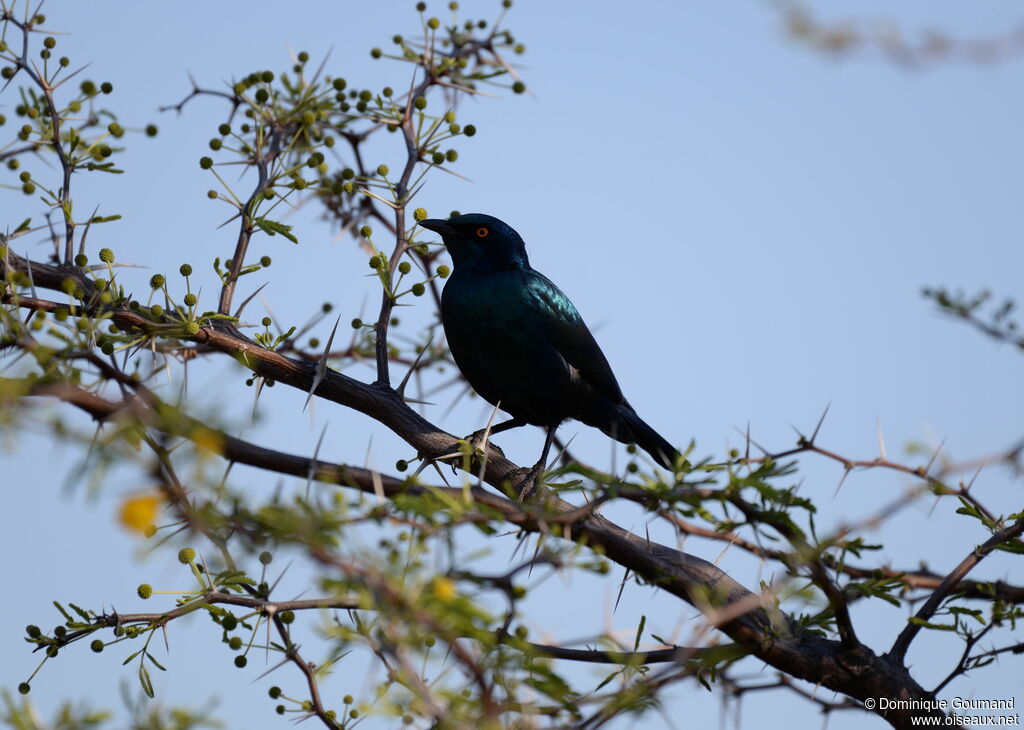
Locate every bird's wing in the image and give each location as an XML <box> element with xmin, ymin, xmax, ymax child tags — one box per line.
<box><xmin>524</xmin><ymin>272</ymin><xmax>625</xmax><ymax>405</ymax></box>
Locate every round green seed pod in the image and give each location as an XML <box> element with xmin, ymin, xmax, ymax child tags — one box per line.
<box><xmin>261</xmin><ymin>317</ymin><xmax>272</xmax><ymax>327</ymax></box>
<box><xmin>207</xmin><ymin>190</ymin><xmax>218</xmax><ymax>199</ymax></box>
<box><xmin>260</xmin><ymin>256</ymin><xmax>271</xmax><ymax>267</ymax></box>
<box><xmin>99</xmin><ymin>248</ymin><xmax>114</xmax><ymax>263</ymax></box>
<box><xmin>398</xmin><ymin>261</ymin><xmax>411</xmax><ymax>275</ymax></box>
<box><xmin>18</xmin><ymin>683</ymin><xmax>29</xmax><ymax>695</ymax></box>
<box><xmin>150</xmin><ymin>304</ymin><xmax>163</xmax><ymax>317</ymax></box>
<box><xmin>229</xmin><ymin>636</ymin><xmax>243</xmax><ymax>650</ymax></box>
<box><xmin>234</xmin><ymin>655</ymin><xmax>247</xmax><ymax>668</ymax></box>
<box><xmin>280</xmin><ymin>610</ymin><xmax>295</xmax><ymax>624</ymax></box>
<box><xmin>199</xmin><ymin>156</ymin><xmax>213</xmax><ymax>169</ymax></box>
<box><xmin>269</xmin><ymin>686</ymin><xmax>282</xmax><ymax>699</ymax></box>
<box><xmin>371</xmin><ymin>48</ymin><xmax>382</xmax><ymax>58</ymax></box>
<box><xmin>413</xmin><ymin>96</ymin><xmax>427</xmax><ymax>110</ymax></box>
<box><xmin>259</xmin><ymin>550</ymin><xmax>273</xmax><ymax>565</ymax></box>
<box><xmin>101</xmin><ymin>82</ymin><xmax>113</xmax><ymax>94</ymax></box>
<box><xmin>137</xmin><ymin>583</ymin><xmax>153</xmax><ymax>599</ymax></box>
<box><xmin>149</xmin><ymin>274</ymin><xmax>165</xmax><ymax>289</ymax></box>
<box><xmin>427</xmin><ymin>17</ymin><xmax>440</xmax><ymax>29</ymax></box>
<box><xmin>445</xmin><ymin>149</ymin><xmax>458</xmax><ymax>162</ymax></box>
<box><xmin>411</xmin><ymin>283</ymin><xmax>425</xmax><ymax>296</ymax></box>
<box><xmin>463</xmin><ymin>124</ymin><xmax>476</xmax><ymax>137</ymax></box>
<box><xmin>26</xmin><ymin>625</ymin><xmax>41</xmax><ymax>638</ymax></box>
<box><xmin>512</xmin><ymin>81</ymin><xmax>526</xmax><ymax>94</ymax></box>
<box><xmin>376</xmin><ymin>164</ymin><xmax>389</xmax><ymax>177</ymax></box>
<box><xmin>431</xmin><ymin>151</ymin><xmax>444</xmax><ymax>165</ymax></box>
<box><xmin>177</xmin><ymin>547</ymin><xmax>196</xmax><ymax>564</ymax></box>
<box><xmin>360</xmin><ymin>225</ymin><xmax>373</xmax><ymax>238</ymax></box>
<box><xmin>183</xmin><ymin>293</ymin><xmax>197</xmax><ymax>307</ymax></box>
<box><xmin>74</xmin><ymin>253</ymin><xmax>88</xmax><ymax>267</ymax></box>
<box><xmin>351</xmin><ymin>318</ymin><xmax>363</xmax><ymax>329</ymax></box>
<box><xmin>90</xmin><ymin>639</ymin><xmax>104</xmax><ymax>653</ymax></box>
<box><xmin>145</xmin><ymin>124</ymin><xmax>158</xmax><ymax>137</ymax></box>
<box><xmin>436</xmin><ymin>265</ymin><xmax>451</xmax><ymax>278</ymax></box>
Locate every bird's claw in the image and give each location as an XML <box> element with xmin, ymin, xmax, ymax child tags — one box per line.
<box><xmin>514</xmin><ymin>461</ymin><xmax>547</xmax><ymax>502</ymax></box>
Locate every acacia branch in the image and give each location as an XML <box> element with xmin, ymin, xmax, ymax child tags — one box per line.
<box><xmin>0</xmin><ymin>250</ymin><xmax>958</xmax><ymax>727</ymax></box>
<box><xmin>889</xmin><ymin>518</ymin><xmax>1024</xmax><ymax>664</ymax></box>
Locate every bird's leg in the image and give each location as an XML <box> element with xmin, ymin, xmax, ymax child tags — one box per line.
<box><xmin>518</xmin><ymin>426</ymin><xmax>558</xmax><ymax>502</ymax></box>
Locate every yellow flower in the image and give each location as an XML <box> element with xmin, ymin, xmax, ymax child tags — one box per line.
<box><xmin>432</xmin><ymin>577</ymin><xmax>456</xmax><ymax>602</ymax></box>
<box><xmin>191</xmin><ymin>427</ymin><xmax>224</xmax><ymax>456</ymax></box>
<box><xmin>119</xmin><ymin>492</ymin><xmax>163</xmax><ymax>534</ymax></box>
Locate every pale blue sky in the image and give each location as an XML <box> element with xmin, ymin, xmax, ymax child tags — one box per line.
<box><xmin>3</xmin><ymin>1</ymin><xmax>1022</xmax><ymax>727</ymax></box>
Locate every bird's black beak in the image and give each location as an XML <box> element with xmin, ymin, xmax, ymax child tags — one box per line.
<box><xmin>418</xmin><ymin>219</ymin><xmax>456</xmax><ymax>238</ymax></box>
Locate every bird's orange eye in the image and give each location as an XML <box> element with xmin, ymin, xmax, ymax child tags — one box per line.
<box><xmin>476</xmin><ymin>227</ymin><xmax>490</xmax><ymax>238</ymax></box>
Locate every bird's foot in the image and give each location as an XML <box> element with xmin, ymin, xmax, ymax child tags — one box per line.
<box><xmin>513</xmin><ymin>461</ymin><xmax>547</xmax><ymax>502</ymax></box>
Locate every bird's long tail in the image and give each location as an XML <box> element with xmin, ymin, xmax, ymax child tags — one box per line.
<box><xmin>608</xmin><ymin>405</ymin><xmax>680</xmax><ymax>471</ymax></box>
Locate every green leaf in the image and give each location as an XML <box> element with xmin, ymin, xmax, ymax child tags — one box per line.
<box><xmin>138</xmin><ymin>662</ymin><xmax>155</xmax><ymax>698</ymax></box>
<box><xmin>633</xmin><ymin>615</ymin><xmax>646</xmax><ymax>653</ymax></box>
<box><xmin>69</xmin><ymin>602</ymin><xmax>92</xmax><ymax>621</ymax></box>
<box><xmin>995</xmin><ymin>540</ymin><xmax>1024</xmax><ymax>555</ymax></box>
<box><xmin>908</xmin><ymin>617</ymin><xmax>955</xmax><ymax>631</ymax></box>
<box><xmin>253</xmin><ymin>217</ymin><xmax>298</xmax><ymax>244</ymax></box>
<box><xmin>595</xmin><ymin>669</ymin><xmax>621</xmax><ymax>691</ymax></box>
<box><xmin>14</xmin><ymin>217</ymin><xmax>31</xmax><ymax>233</ymax></box>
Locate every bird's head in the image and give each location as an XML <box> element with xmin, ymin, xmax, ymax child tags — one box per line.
<box><xmin>418</xmin><ymin>213</ymin><xmax>528</xmax><ymax>273</ymax></box>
